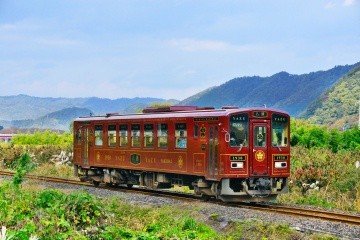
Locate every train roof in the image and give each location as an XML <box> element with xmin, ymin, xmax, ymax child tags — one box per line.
<box><xmin>74</xmin><ymin>106</ymin><xmax>289</xmax><ymax>122</ymax></box>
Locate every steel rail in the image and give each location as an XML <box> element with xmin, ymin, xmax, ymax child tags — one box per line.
<box><xmin>233</xmin><ymin>203</ymin><xmax>360</xmax><ymax>226</ymax></box>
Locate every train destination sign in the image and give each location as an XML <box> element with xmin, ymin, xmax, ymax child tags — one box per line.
<box><xmin>272</xmin><ymin>114</ymin><xmax>288</xmax><ymax>123</ymax></box>
<box><xmin>253</xmin><ymin>111</ymin><xmax>268</xmax><ymax>118</ymax></box>
<box><xmin>231</xmin><ymin>114</ymin><xmax>248</xmax><ymax>122</ymax></box>
<box><xmin>194</xmin><ymin>117</ymin><xmax>219</xmax><ymax>122</ymax></box>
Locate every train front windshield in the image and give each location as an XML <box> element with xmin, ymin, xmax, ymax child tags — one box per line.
<box><xmin>229</xmin><ymin>113</ymin><xmax>249</xmax><ymax>147</ymax></box>
<box><xmin>271</xmin><ymin>114</ymin><xmax>289</xmax><ymax>147</ymax></box>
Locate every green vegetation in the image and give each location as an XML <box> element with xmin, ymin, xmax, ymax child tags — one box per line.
<box><xmin>283</xmin><ymin>119</ymin><xmax>360</xmax><ymax>211</ymax></box>
<box><xmin>0</xmin><ymin>130</ymin><xmax>74</xmax><ymax>178</ymax></box>
<box><xmin>279</xmin><ymin>146</ymin><xmax>360</xmax><ymax>211</ymax></box>
<box><xmin>11</xmin><ymin>130</ymin><xmax>72</xmax><ymax>148</ymax></box>
<box><xmin>290</xmin><ymin>119</ymin><xmax>360</xmax><ymax>152</ymax></box>
<box><xmin>0</xmin><ymin>177</ymin><xmax>328</xmax><ymax>239</ymax></box>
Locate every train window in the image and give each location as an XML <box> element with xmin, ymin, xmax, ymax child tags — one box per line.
<box><xmin>272</xmin><ymin>114</ymin><xmax>289</xmax><ymax>147</ymax></box>
<box><xmin>76</xmin><ymin>128</ymin><xmax>81</xmax><ymax>145</ymax></box>
<box><xmin>157</xmin><ymin>123</ymin><xmax>168</xmax><ymax>148</ymax></box>
<box><xmin>144</xmin><ymin>124</ymin><xmax>154</xmax><ymax>148</ymax></box>
<box><xmin>131</xmin><ymin>124</ymin><xmax>141</xmax><ymax>147</ymax></box>
<box><xmin>175</xmin><ymin>123</ymin><xmax>187</xmax><ymax>149</ymax></box>
<box><xmin>95</xmin><ymin>125</ymin><xmax>103</xmax><ymax>146</ymax></box>
<box><xmin>194</xmin><ymin>124</ymin><xmax>199</xmax><ymax>138</ymax></box>
<box><xmin>108</xmin><ymin>125</ymin><xmax>116</xmax><ymax>147</ymax></box>
<box><xmin>229</xmin><ymin>114</ymin><xmax>249</xmax><ymax>147</ymax></box>
<box><xmin>119</xmin><ymin>124</ymin><xmax>128</xmax><ymax>147</ymax></box>
<box><xmin>254</xmin><ymin>126</ymin><xmax>266</xmax><ymax>147</ymax></box>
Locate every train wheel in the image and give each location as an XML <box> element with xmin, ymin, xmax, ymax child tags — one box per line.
<box><xmin>144</xmin><ymin>173</ymin><xmax>157</xmax><ymax>189</ymax></box>
<box><xmin>92</xmin><ymin>180</ymin><xmax>100</xmax><ymax>187</ymax></box>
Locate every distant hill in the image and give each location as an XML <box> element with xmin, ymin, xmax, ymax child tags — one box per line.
<box><xmin>0</xmin><ymin>96</ymin><xmax>178</xmax><ymax>131</ymax></box>
<box><xmin>301</xmin><ymin>65</ymin><xmax>360</xmax><ymax>128</ymax></box>
<box><xmin>1</xmin><ymin>107</ymin><xmax>92</xmax><ymax>131</ymax></box>
<box><xmin>179</xmin><ymin>63</ymin><xmax>359</xmax><ymax>116</ymax></box>
<box><xmin>0</xmin><ymin>95</ymin><xmax>177</xmax><ymax>121</ymax></box>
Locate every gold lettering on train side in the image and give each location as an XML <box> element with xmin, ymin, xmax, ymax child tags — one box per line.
<box><xmin>116</xmin><ymin>155</ymin><xmax>125</xmax><ymax>162</ymax></box>
<box><xmin>195</xmin><ymin>159</ymin><xmax>203</xmax><ymax>167</ymax></box>
<box><xmin>145</xmin><ymin>157</ymin><xmax>156</xmax><ymax>164</ymax></box>
<box><xmin>160</xmin><ymin>159</ymin><xmax>172</xmax><ymax>164</ymax></box>
<box><xmin>105</xmin><ymin>155</ymin><xmax>112</xmax><ymax>161</ymax></box>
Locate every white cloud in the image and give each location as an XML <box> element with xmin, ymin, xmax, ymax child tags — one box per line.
<box><xmin>343</xmin><ymin>0</ymin><xmax>356</xmax><ymax>6</ymax></box>
<box><xmin>36</xmin><ymin>37</ymin><xmax>81</xmax><ymax>47</ymax></box>
<box><xmin>325</xmin><ymin>1</ymin><xmax>337</xmax><ymax>8</ymax></box>
<box><xmin>168</xmin><ymin>38</ymin><xmax>230</xmax><ymax>52</ymax></box>
<box><xmin>167</xmin><ymin>38</ymin><xmax>256</xmax><ymax>54</ymax></box>
<box><xmin>0</xmin><ymin>22</ymin><xmax>40</xmax><ymax>32</ymax></box>
<box><xmin>325</xmin><ymin>0</ymin><xmax>357</xmax><ymax>8</ymax></box>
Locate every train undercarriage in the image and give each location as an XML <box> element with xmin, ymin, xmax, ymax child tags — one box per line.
<box><xmin>75</xmin><ymin>165</ymin><xmax>288</xmax><ymax>202</ymax></box>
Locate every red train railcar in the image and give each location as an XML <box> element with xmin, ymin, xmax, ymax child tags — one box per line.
<box><xmin>73</xmin><ymin>106</ymin><xmax>290</xmax><ymax>202</ymax></box>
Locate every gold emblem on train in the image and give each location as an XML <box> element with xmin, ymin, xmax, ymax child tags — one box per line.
<box><xmin>96</xmin><ymin>152</ymin><xmax>101</xmax><ymax>162</ymax></box>
<box><xmin>178</xmin><ymin>155</ymin><xmax>184</xmax><ymax>168</ymax></box>
<box><xmin>200</xmin><ymin>125</ymin><xmax>206</xmax><ymax>138</ymax></box>
<box><xmin>255</xmin><ymin>150</ymin><xmax>265</xmax><ymax>162</ymax></box>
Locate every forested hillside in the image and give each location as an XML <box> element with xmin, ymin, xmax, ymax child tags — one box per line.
<box><xmin>0</xmin><ymin>95</ymin><xmax>176</xmax><ymax>121</ymax></box>
<box><xmin>0</xmin><ymin>107</ymin><xmax>92</xmax><ymax>131</ymax></box>
<box><xmin>179</xmin><ymin>63</ymin><xmax>359</xmax><ymax>116</ymax></box>
<box><xmin>301</xmin><ymin>65</ymin><xmax>360</xmax><ymax>128</ymax></box>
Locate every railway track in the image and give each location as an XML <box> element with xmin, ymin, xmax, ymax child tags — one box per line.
<box><xmin>1</xmin><ymin>170</ymin><xmax>359</xmax><ymax>226</ymax></box>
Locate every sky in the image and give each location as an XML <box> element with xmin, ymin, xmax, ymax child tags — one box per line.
<box><xmin>0</xmin><ymin>0</ymin><xmax>359</xmax><ymax>101</ymax></box>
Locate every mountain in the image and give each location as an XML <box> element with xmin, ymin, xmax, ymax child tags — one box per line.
<box><xmin>179</xmin><ymin>63</ymin><xmax>359</xmax><ymax>116</ymax></box>
<box><xmin>0</xmin><ymin>95</ymin><xmax>177</xmax><ymax>121</ymax></box>
<box><xmin>0</xmin><ymin>96</ymin><xmax>178</xmax><ymax>131</ymax></box>
<box><xmin>301</xmin><ymin>65</ymin><xmax>360</xmax><ymax>128</ymax></box>
<box><xmin>0</xmin><ymin>107</ymin><xmax>93</xmax><ymax>131</ymax></box>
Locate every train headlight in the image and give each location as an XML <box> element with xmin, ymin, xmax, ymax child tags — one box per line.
<box><xmin>274</xmin><ymin>161</ymin><xmax>287</xmax><ymax>168</ymax></box>
<box><xmin>231</xmin><ymin>162</ymin><xmax>244</xmax><ymax>169</ymax></box>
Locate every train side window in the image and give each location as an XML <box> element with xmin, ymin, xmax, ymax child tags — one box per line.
<box><xmin>76</xmin><ymin>128</ymin><xmax>82</xmax><ymax>145</ymax></box>
<box><xmin>194</xmin><ymin>124</ymin><xmax>199</xmax><ymax>138</ymax></box>
<box><xmin>95</xmin><ymin>125</ymin><xmax>103</xmax><ymax>146</ymax></box>
<box><xmin>157</xmin><ymin>123</ymin><xmax>168</xmax><ymax>148</ymax></box>
<box><xmin>175</xmin><ymin>123</ymin><xmax>187</xmax><ymax>149</ymax></box>
<box><xmin>131</xmin><ymin>124</ymin><xmax>141</xmax><ymax>147</ymax></box>
<box><xmin>144</xmin><ymin>124</ymin><xmax>154</xmax><ymax>148</ymax></box>
<box><xmin>108</xmin><ymin>125</ymin><xmax>116</xmax><ymax>147</ymax></box>
<box><xmin>119</xmin><ymin>124</ymin><xmax>128</xmax><ymax>147</ymax></box>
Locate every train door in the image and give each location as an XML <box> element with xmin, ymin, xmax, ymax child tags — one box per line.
<box><xmin>81</xmin><ymin>126</ymin><xmax>91</xmax><ymax>167</ymax></box>
<box><xmin>208</xmin><ymin>125</ymin><xmax>219</xmax><ymax>179</ymax></box>
<box><xmin>250</xmin><ymin>120</ymin><xmax>270</xmax><ymax>176</ymax></box>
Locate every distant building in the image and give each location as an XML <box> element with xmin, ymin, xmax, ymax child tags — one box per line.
<box><xmin>0</xmin><ymin>134</ymin><xmax>14</xmax><ymax>143</ymax></box>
